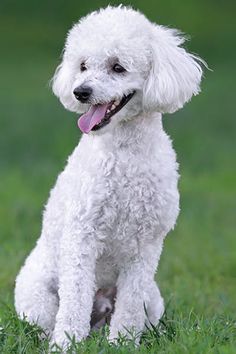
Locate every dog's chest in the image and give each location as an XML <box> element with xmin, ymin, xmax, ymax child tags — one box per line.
<box><xmin>57</xmin><ymin>132</ymin><xmax>179</xmax><ymax>255</ymax></box>
<box><xmin>70</xmin><ymin>149</ymin><xmax>172</xmax><ymax>244</ymax></box>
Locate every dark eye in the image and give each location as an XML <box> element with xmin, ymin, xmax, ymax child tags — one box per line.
<box><xmin>112</xmin><ymin>63</ymin><xmax>126</xmax><ymax>73</ymax></box>
<box><xmin>80</xmin><ymin>62</ymin><xmax>87</xmax><ymax>72</ymax></box>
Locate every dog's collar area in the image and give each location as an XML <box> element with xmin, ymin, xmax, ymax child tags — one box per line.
<box><xmin>91</xmin><ymin>91</ymin><xmax>136</xmax><ymax>131</ymax></box>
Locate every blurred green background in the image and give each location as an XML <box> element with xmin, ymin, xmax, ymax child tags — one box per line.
<box><xmin>0</xmin><ymin>0</ymin><xmax>235</xmax><ymax>351</ymax></box>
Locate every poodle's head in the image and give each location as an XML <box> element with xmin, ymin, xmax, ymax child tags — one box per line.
<box><xmin>52</xmin><ymin>6</ymin><xmax>204</xmax><ymax>134</ymax></box>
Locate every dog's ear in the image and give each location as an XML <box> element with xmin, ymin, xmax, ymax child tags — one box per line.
<box><xmin>51</xmin><ymin>56</ymin><xmax>77</xmax><ymax>112</ymax></box>
<box><xmin>143</xmin><ymin>26</ymin><xmax>205</xmax><ymax>113</ymax></box>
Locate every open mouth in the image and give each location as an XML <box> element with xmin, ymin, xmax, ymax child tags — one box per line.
<box><xmin>78</xmin><ymin>91</ymin><xmax>135</xmax><ymax>133</ymax></box>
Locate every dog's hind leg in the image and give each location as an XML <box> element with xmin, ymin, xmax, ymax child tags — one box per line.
<box><xmin>144</xmin><ymin>281</ymin><xmax>164</xmax><ymax>329</ymax></box>
<box><xmin>15</xmin><ymin>240</ymin><xmax>58</xmax><ymax>335</ymax></box>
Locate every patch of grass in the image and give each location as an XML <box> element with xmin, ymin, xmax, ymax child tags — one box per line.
<box><xmin>0</xmin><ymin>304</ymin><xmax>235</xmax><ymax>353</ymax></box>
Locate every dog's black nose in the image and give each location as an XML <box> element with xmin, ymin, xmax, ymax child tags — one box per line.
<box><xmin>73</xmin><ymin>86</ymin><xmax>93</xmax><ymax>103</ymax></box>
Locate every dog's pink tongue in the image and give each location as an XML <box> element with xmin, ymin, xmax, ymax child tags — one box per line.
<box><xmin>78</xmin><ymin>104</ymin><xmax>109</xmax><ymax>133</ymax></box>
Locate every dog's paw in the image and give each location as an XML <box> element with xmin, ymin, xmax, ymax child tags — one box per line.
<box><xmin>50</xmin><ymin>333</ymin><xmax>71</xmax><ymax>352</ymax></box>
<box><xmin>108</xmin><ymin>327</ymin><xmax>141</xmax><ymax>347</ymax></box>
<box><xmin>51</xmin><ymin>326</ymin><xmax>87</xmax><ymax>352</ymax></box>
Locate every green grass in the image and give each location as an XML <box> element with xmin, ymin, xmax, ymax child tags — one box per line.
<box><xmin>0</xmin><ymin>0</ymin><xmax>236</xmax><ymax>352</ymax></box>
<box><xmin>0</xmin><ymin>305</ymin><xmax>235</xmax><ymax>353</ymax></box>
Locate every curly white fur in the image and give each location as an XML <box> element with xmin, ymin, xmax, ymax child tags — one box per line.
<box><xmin>14</xmin><ymin>5</ymin><xmax>204</xmax><ymax>349</ymax></box>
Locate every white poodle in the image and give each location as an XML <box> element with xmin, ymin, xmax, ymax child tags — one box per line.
<box><xmin>14</xmin><ymin>5</ymin><xmax>204</xmax><ymax>349</ymax></box>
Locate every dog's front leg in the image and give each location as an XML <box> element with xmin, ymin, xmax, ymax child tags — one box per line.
<box><xmin>52</xmin><ymin>221</ymin><xmax>97</xmax><ymax>350</ymax></box>
<box><xmin>109</xmin><ymin>240</ymin><xmax>163</xmax><ymax>343</ymax></box>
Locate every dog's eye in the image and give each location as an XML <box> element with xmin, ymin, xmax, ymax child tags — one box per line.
<box><xmin>80</xmin><ymin>62</ymin><xmax>87</xmax><ymax>72</ymax></box>
<box><xmin>112</xmin><ymin>63</ymin><xmax>126</xmax><ymax>73</ymax></box>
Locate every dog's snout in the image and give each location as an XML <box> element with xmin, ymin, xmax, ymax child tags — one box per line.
<box><xmin>73</xmin><ymin>86</ymin><xmax>93</xmax><ymax>103</ymax></box>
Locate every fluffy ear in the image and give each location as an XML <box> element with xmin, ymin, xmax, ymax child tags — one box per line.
<box><xmin>51</xmin><ymin>57</ymin><xmax>77</xmax><ymax>112</ymax></box>
<box><xmin>143</xmin><ymin>26</ymin><xmax>204</xmax><ymax>113</ymax></box>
